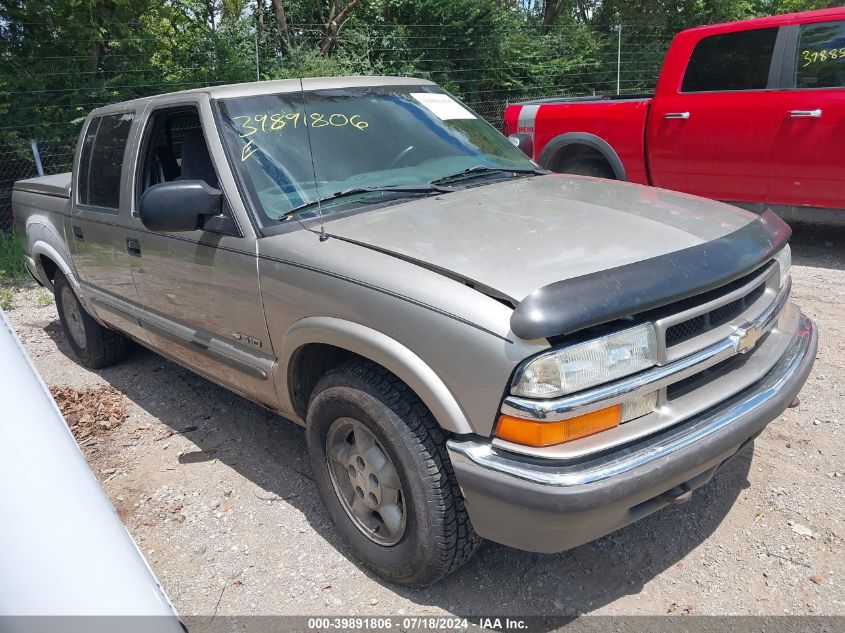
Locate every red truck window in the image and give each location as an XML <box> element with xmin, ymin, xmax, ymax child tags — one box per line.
<box><xmin>795</xmin><ymin>21</ymin><xmax>845</xmax><ymax>89</ymax></box>
<box><xmin>682</xmin><ymin>28</ymin><xmax>779</xmax><ymax>93</ymax></box>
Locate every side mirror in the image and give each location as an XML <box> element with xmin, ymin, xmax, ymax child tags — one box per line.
<box><xmin>139</xmin><ymin>180</ymin><xmax>223</xmax><ymax>233</ymax></box>
<box><xmin>508</xmin><ymin>133</ymin><xmax>534</xmax><ymax>159</ymax></box>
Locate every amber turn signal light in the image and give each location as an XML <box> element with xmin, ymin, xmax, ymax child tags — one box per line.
<box><xmin>495</xmin><ymin>405</ymin><xmax>622</xmax><ymax>447</ymax></box>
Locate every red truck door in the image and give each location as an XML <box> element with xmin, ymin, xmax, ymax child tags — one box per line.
<box><xmin>647</xmin><ymin>26</ymin><xmax>785</xmax><ymax>204</ymax></box>
<box><xmin>768</xmin><ymin>18</ymin><xmax>845</xmax><ymax>211</ymax></box>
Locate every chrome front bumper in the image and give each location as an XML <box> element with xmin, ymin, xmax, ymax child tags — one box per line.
<box><xmin>447</xmin><ymin>314</ymin><xmax>816</xmax><ymax>552</ymax></box>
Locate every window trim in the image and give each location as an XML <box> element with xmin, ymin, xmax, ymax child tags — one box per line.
<box><xmin>679</xmin><ymin>26</ymin><xmax>788</xmax><ymax>95</ymax></box>
<box><xmin>133</xmin><ymin>103</ymin><xmax>205</xmax><ymax>212</ymax></box>
<box><xmin>780</xmin><ymin>21</ymin><xmax>845</xmax><ymax>91</ymax></box>
<box><xmin>75</xmin><ymin>110</ymin><xmax>135</xmax><ymax>215</ymax></box>
<box><xmin>132</xmin><ymin>100</ymin><xmax>243</xmax><ymax>238</ymax></box>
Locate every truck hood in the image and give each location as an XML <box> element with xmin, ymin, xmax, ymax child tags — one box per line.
<box><xmin>323</xmin><ymin>174</ymin><xmax>760</xmax><ymax>303</ymax></box>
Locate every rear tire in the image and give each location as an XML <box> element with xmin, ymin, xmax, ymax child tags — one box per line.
<box><xmin>305</xmin><ymin>360</ymin><xmax>480</xmax><ymax>586</ymax></box>
<box><xmin>559</xmin><ymin>158</ymin><xmax>615</xmax><ymax>179</ymax></box>
<box><xmin>54</xmin><ymin>272</ymin><xmax>130</xmax><ymax>369</ymax></box>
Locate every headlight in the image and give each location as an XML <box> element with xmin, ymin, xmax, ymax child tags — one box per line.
<box><xmin>774</xmin><ymin>245</ymin><xmax>791</xmax><ymax>289</ymax></box>
<box><xmin>512</xmin><ymin>323</ymin><xmax>658</xmax><ymax>398</ymax></box>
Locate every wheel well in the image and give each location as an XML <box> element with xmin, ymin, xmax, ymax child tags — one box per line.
<box><xmin>38</xmin><ymin>255</ymin><xmax>59</xmax><ymax>285</ymax></box>
<box><xmin>288</xmin><ymin>343</ymin><xmax>363</xmax><ymax>420</ymax></box>
<box><xmin>549</xmin><ymin>143</ymin><xmax>610</xmax><ymax>173</ymax></box>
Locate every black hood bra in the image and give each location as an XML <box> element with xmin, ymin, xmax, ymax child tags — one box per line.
<box><xmin>510</xmin><ymin>209</ymin><xmax>791</xmax><ymax>341</ymax></box>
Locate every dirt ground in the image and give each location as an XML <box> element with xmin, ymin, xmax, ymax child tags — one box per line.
<box><xmin>5</xmin><ymin>223</ymin><xmax>844</xmax><ymax>619</ymax></box>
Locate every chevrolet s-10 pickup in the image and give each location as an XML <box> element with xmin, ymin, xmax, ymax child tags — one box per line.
<box><xmin>13</xmin><ymin>77</ymin><xmax>816</xmax><ymax>585</ymax></box>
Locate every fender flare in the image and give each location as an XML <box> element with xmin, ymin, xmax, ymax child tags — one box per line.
<box><xmin>278</xmin><ymin>316</ymin><xmax>474</xmax><ymax>435</ymax></box>
<box><xmin>26</xmin><ymin>220</ymin><xmax>77</xmax><ymax>290</ymax></box>
<box><xmin>30</xmin><ymin>241</ymin><xmax>74</xmax><ymax>287</ymax></box>
<box><xmin>538</xmin><ymin>132</ymin><xmax>627</xmax><ymax>181</ymax></box>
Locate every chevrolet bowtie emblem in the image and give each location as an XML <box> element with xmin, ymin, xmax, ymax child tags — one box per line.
<box><xmin>736</xmin><ymin>325</ymin><xmax>763</xmax><ymax>354</ymax></box>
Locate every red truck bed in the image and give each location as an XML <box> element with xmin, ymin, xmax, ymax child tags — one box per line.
<box><xmin>504</xmin><ymin>95</ymin><xmax>652</xmax><ymax>185</ymax></box>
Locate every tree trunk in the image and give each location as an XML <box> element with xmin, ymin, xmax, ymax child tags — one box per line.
<box><xmin>270</xmin><ymin>0</ymin><xmax>290</xmax><ymax>52</ymax></box>
<box><xmin>87</xmin><ymin>1</ymin><xmax>117</xmax><ymax>72</ymax></box>
<box><xmin>541</xmin><ymin>0</ymin><xmax>564</xmax><ymax>33</ymax></box>
<box><xmin>318</xmin><ymin>0</ymin><xmax>358</xmax><ymax>55</ymax></box>
<box><xmin>206</xmin><ymin>0</ymin><xmax>217</xmax><ymax>31</ymax></box>
<box><xmin>88</xmin><ymin>42</ymin><xmax>105</xmax><ymax>72</ymax></box>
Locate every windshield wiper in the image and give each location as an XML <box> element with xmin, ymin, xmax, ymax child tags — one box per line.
<box><xmin>280</xmin><ymin>184</ymin><xmax>454</xmax><ymax>220</ymax></box>
<box><xmin>431</xmin><ymin>165</ymin><xmax>548</xmax><ymax>186</ymax></box>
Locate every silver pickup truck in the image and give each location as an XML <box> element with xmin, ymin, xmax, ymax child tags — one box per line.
<box><xmin>13</xmin><ymin>76</ymin><xmax>817</xmax><ymax>587</ymax></box>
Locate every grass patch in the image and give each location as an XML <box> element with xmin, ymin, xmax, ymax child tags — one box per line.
<box><xmin>0</xmin><ymin>230</ymin><xmax>28</xmax><ymax>284</ymax></box>
<box><xmin>0</xmin><ymin>286</ymin><xmax>13</xmax><ymax>311</ymax></box>
<box><xmin>34</xmin><ymin>287</ymin><xmax>54</xmax><ymax>307</ymax></box>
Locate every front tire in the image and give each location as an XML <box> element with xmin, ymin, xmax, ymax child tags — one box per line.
<box><xmin>54</xmin><ymin>272</ymin><xmax>130</xmax><ymax>369</ymax></box>
<box><xmin>306</xmin><ymin>361</ymin><xmax>480</xmax><ymax>586</ymax></box>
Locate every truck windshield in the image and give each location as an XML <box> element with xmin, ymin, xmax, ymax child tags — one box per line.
<box><xmin>215</xmin><ymin>85</ymin><xmax>536</xmax><ymax>226</ymax></box>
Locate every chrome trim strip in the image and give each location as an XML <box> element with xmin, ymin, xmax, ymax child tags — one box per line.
<box><xmin>450</xmin><ymin>314</ymin><xmax>815</xmax><ymax>487</ymax></box>
<box><xmin>503</xmin><ymin>279</ymin><xmax>791</xmax><ymax>421</ymax></box>
<box><xmin>84</xmin><ymin>283</ymin><xmax>275</xmax><ymax>380</ymax></box>
<box><xmin>655</xmin><ymin>262</ymin><xmax>776</xmax><ymax>363</ymax></box>
<box><xmin>141</xmin><ymin>320</ymin><xmax>269</xmax><ymax>380</ymax></box>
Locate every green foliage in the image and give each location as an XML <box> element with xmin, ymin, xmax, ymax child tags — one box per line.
<box><xmin>0</xmin><ymin>231</ymin><xmax>27</xmax><ymax>283</ymax></box>
<box><xmin>0</xmin><ymin>286</ymin><xmax>13</xmax><ymax>311</ymax></box>
<box><xmin>0</xmin><ymin>0</ymin><xmax>831</xmax><ymax>142</ymax></box>
<box><xmin>34</xmin><ymin>287</ymin><xmax>54</xmax><ymax>307</ymax></box>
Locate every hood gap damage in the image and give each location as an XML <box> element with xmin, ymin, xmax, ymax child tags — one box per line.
<box><xmin>326</xmin><ymin>233</ymin><xmax>518</xmax><ymax>309</ymax></box>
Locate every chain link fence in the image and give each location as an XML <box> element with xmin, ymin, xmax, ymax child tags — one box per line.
<box><xmin>0</xmin><ymin>24</ymin><xmax>673</xmax><ymax>231</ymax></box>
<box><xmin>0</xmin><ymin>138</ymin><xmax>76</xmax><ymax>230</ymax></box>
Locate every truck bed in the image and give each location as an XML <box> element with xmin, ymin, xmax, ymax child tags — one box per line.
<box><xmin>512</xmin><ymin>93</ymin><xmax>652</xmax><ymax>107</ymax></box>
<box><xmin>13</xmin><ymin>173</ymin><xmax>71</xmax><ymax>199</ymax></box>
<box><xmin>504</xmin><ymin>97</ymin><xmax>652</xmax><ymax>185</ymax></box>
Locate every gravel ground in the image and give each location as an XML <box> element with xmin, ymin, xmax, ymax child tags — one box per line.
<box><xmin>5</xmin><ymin>223</ymin><xmax>844</xmax><ymax>619</ymax></box>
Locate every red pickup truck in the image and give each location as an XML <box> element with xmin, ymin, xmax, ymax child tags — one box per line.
<box><xmin>503</xmin><ymin>8</ymin><xmax>845</xmax><ymax>225</ymax></box>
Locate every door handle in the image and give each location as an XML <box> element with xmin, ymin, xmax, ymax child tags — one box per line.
<box><xmin>789</xmin><ymin>109</ymin><xmax>822</xmax><ymax>118</ymax></box>
<box><xmin>125</xmin><ymin>238</ymin><xmax>142</xmax><ymax>257</ymax></box>
<box><xmin>72</xmin><ymin>225</ymin><xmax>84</xmax><ymax>241</ymax></box>
<box><xmin>665</xmin><ymin>111</ymin><xmax>690</xmax><ymax>120</ymax></box>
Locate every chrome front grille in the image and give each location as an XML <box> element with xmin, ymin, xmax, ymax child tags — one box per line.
<box><xmin>656</xmin><ymin>262</ymin><xmax>778</xmax><ymax>364</ymax></box>
<box><xmin>665</xmin><ymin>314</ymin><xmax>707</xmax><ymax>346</ymax></box>
<box><xmin>665</xmin><ymin>281</ymin><xmax>767</xmax><ymax>347</ymax></box>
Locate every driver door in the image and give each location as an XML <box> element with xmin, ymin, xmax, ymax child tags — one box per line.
<box><xmin>125</xmin><ymin>97</ymin><xmax>278</xmax><ymax>407</ymax></box>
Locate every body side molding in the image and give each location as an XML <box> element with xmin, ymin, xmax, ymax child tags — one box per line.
<box><xmin>82</xmin><ymin>283</ymin><xmax>276</xmax><ymax>381</ymax></box>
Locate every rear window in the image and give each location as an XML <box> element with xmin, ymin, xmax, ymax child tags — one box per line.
<box><xmin>78</xmin><ymin>112</ymin><xmax>134</xmax><ymax>210</ymax></box>
<box><xmin>795</xmin><ymin>20</ymin><xmax>845</xmax><ymax>89</ymax></box>
<box><xmin>682</xmin><ymin>28</ymin><xmax>778</xmax><ymax>92</ymax></box>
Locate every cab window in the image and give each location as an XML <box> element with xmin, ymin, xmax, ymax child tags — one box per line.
<box><xmin>78</xmin><ymin>112</ymin><xmax>134</xmax><ymax>211</ymax></box>
<box><xmin>682</xmin><ymin>28</ymin><xmax>779</xmax><ymax>92</ymax></box>
<box><xmin>137</xmin><ymin>107</ymin><xmax>218</xmax><ymax>199</ymax></box>
<box><xmin>794</xmin><ymin>21</ymin><xmax>845</xmax><ymax>89</ymax></box>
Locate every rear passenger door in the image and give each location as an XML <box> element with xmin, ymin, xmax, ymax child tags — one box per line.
<box><xmin>768</xmin><ymin>18</ymin><xmax>845</xmax><ymax>210</ymax></box>
<box><xmin>124</xmin><ymin>97</ymin><xmax>278</xmax><ymax>408</ymax></box>
<box><xmin>70</xmin><ymin>111</ymin><xmax>147</xmax><ymax>340</ymax></box>
<box><xmin>648</xmin><ymin>26</ymin><xmax>785</xmax><ymax>204</ymax></box>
